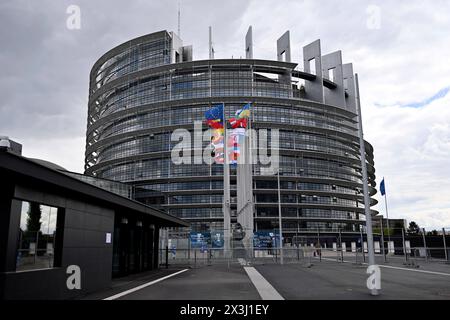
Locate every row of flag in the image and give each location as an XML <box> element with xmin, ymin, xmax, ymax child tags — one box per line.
<box><xmin>206</xmin><ymin>103</ymin><xmax>389</xmax><ymax>201</ymax></box>
<box><xmin>204</xmin><ymin>103</ymin><xmax>251</xmax><ymax>129</ymax></box>
<box><xmin>204</xmin><ymin>103</ymin><xmax>251</xmax><ymax>164</ymax></box>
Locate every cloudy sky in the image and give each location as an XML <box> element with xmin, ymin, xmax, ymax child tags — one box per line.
<box><xmin>1</xmin><ymin>0</ymin><xmax>449</xmax><ymax>230</ymax></box>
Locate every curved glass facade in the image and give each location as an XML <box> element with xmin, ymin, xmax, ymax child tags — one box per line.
<box><xmin>85</xmin><ymin>31</ymin><xmax>378</xmax><ymax>235</ymax></box>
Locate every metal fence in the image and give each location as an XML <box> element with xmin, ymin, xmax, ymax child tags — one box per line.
<box><xmin>158</xmin><ymin>228</ymin><xmax>450</xmax><ymax>268</ymax></box>
<box><xmin>159</xmin><ymin>246</ymin><xmax>320</xmax><ymax>268</ymax></box>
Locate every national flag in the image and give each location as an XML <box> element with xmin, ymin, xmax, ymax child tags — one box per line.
<box><xmin>211</xmin><ymin>131</ymin><xmax>224</xmax><ymax>145</ymax></box>
<box><xmin>214</xmin><ymin>146</ymin><xmax>225</xmax><ymax>164</ymax></box>
<box><xmin>205</xmin><ymin>104</ymin><xmax>225</xmax><ymax>164</ymax></box>
<box><xmin>229</xmin><ymin>117</ymin><xmax>248</xmax><ymax>129</ymax></box>
<box><xmin>205</xmin><ymin>104</ymin><xmax>224</xmax><ymax>127</ymax></box>
<box><xmin>206</xmin><ymin>119</ymin><xmax>224</xmax><ymax>129</ymax></box>
<box><xmin>227</xmin><ymin>128</ymin><xmax>246</xmax><ymax>165</ymax></box>
<box><xmin>235</xmin><ymin>103</ymin><xmax>251</xmax><ymax>119</ymax></box>
<box><xmin>380</xmin><ymin>178</ymin><xmax>386</xmax><ymax>196</ymax></box>
<box><xmin>229</xmin><ymin>153</ymin><xmax>239</xmax><ymax>165</ymax></box>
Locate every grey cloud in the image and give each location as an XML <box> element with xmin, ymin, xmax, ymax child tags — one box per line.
<box><xmin>1</xmin><ymin>0</ymin><xmax>450</xmax><ymax>228</ymax></box>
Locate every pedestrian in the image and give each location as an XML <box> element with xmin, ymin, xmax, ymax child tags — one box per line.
<box><xmin>315</xmin><ymin>241</ymin><xmax>321</xmax><ymax>257</ymax></box>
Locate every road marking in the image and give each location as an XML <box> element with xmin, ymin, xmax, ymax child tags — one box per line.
<box><xmin>378</xmin><ymin>264</ymin><xmax>450</xmax><ymax>277</ymax></box>
<box><xmin>244</xmin><ymin>267</ymin><xmax>284</xmax><ymax>300</ymax></box>
<box><xmin>238</xmin><ymin>258</ymin><xmax>247</xmax><ymax>266</ymax></box>
<box><xmin>320</xmin><ymin>257</ymin><xmax>450</xmax><ymax>277</ymax></box>
<box><xmin>103</xmin><ymin>269</ymin><xmax>189</xmax><ymax>300</ymax></box>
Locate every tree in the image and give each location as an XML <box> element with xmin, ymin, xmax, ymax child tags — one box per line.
<box><xmin>392</xmin><ymin>221</ymin><xmax>405</xmax><ymax>235</ymax></box>
<box><xmin>427</xmin><ymin>230</ymin><xmax>439</xmax><ymax>236</ymax></box>
<box><xmin>407</xmin><ymin>221</ymin><xmax>421</xmax><ymax>234</ymax></box>
<box><xmin>25</xmin><ymin>202</ymin><xmax>45</xmax><ymax>256</ymax></box>
<box><xmin>26</xmin><ymin>202</ymin><xmax>42</xmax><ymax>232</ymax></box>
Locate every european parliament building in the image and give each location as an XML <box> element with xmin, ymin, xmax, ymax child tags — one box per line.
<box><xmin>84</xmin><ymin>29</ymin><xmax>378</xmax><ymax>238</ymax></box>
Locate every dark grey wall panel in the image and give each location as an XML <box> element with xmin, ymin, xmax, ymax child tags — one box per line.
<box><xmin>3</xmin><ymin>184</ymin><xmax>115</xmax><ymax>299</ymax></box>
<box><xmin>4</xmin><ymin>200</ymin><xmax>21</xmax><ymax>273</ymax></box>
<box><xmin>2</xmin><ymin>268</ymin><xmax>69</xmax><ymax>300</ymax></box>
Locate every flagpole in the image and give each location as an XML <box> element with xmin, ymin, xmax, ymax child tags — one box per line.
<box><xmin>222</xmin><ymin>102</ymin><xmax>231</xmax><ymax>257</ymax></box>
<box><xmin>247</xmin><ymin>102</ymin><xmax>254</xmax><ymax>254</ymax></box>
<box><xmin>355</xmin><ymin>73</ymin><xmax>379</xmax><ymax>296</ymax></box>
<box><xmin>277</xmin><ymin>167</ymin><xmax>284</xmax><ymax>265</ymax></box>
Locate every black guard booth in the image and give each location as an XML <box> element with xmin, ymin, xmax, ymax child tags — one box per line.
<box><xmin>0</xmin><ymin>151</ymin><xmax>188</xmax><ymax>299</ymax></box>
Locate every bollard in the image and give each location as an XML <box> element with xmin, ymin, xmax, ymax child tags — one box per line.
<box><xmin>422</xmin><ymin>228</ymin><xmax>428</xmax><ymax>262</ymax></box>
<box><xmin>359</xmin><ymin>228</ymin><xmax>366</xmax><ymax>263</ymax></box>
<box><xmin>188</xmin><ymin>237</ymin><xmax>191</xmax><ymax>261</ymax></box>
<box><xmin>336</xmin><ymin>240</ymin><xmax>340</xmax><ymax>262</ymax></box>
<box><xmin>194</xmin><ymin>248</ymin><xmax>197</xmax><ymax>268</ymax></box>
<box><xmin>308</xmin><ymin>248</ymin><xmax>312</xmax><ymax>267</ymax></box>
<box><xmin>401</xmin><ymin>228</ymin><xmax>408</xmax><ymax>263</ymax></box>
<box><xmin>442</xmin><ymin>228</ymin><xmax>448</xmax><ymax>262</ymax></box>
<box><xmin>380</xmin><ymin>219</ymin><xmax>387</xmax><ymax>263</ymax></box>
<box><xmin>165</xmin><ymin>246</ymin><xmax>169</xmax><ymax>269</ymax></box>
<box><xmin>362</xmin><ymin>242</ymin><xmax>366</xmax><ymax>263</ymax></box>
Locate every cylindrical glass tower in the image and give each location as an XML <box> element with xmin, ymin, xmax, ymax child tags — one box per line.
<box><xmin>85</xmin><ymin>30</ymin><xmax>378</xmax><ymax>237</ymax></box>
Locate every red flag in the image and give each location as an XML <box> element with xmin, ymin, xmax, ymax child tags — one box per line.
<box><xmin>229</xmin><ymin>117</ymin><xmax>247</xmax><ymax>129</ymax></box>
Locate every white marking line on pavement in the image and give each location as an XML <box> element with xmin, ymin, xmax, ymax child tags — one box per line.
<box><xmin>238</xmin><ymin>258</ymin><xmax>247</xmax><ymax>266</ymax></box>
<box><xmin>378</xmin><ymin>264</ymin><xmax>450</xmax><ymax>277</ymax></box>
<box><xmin>320</xmin><ymin>257</ymin><xmax>450</xmax><ymax>277</ymax></box>
<box><xmin>244</xmin><ymin>267</ymin><xmax>284</xmax><ymax>300</ymax></box>
<box><xmin>103</xmin><ymin>269</ymin><xmax>189</xmax><ymax>300</ymax></box>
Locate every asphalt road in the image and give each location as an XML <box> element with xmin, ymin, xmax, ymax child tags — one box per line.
<box><xmin>254</xmin><ymin>261</ymin><xmax>450</xmax><ymax>300</ymax></box>
<box><xmin>82</xmin><ymin>258</ymin><xmax>450</xmax><ymax>300</ymax></box>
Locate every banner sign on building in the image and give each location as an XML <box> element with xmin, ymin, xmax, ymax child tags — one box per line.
<box><xmin>189</xmin><ymin>232</ymin><xmax>211</xmax><ymax>248</ymax></box>
<box><xmin>211</xmin><ymin>231</ymin><xmax>224</xmax><ymax>248</ymax></box>
<box><xmin>253</xmin><ymin>231</ymin><xmax>280</xmax><ymax>249</ymax></box>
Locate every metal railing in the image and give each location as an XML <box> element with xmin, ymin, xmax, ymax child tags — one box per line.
<box><xmin>158</xmin><ymin>228</ymin><xmax>450</xmax><ymax>268</ymax></box>
<box><xmin>158</xmin><ymin>246</ymin><xmax>323</xmax><ymax>268</ymax></box>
